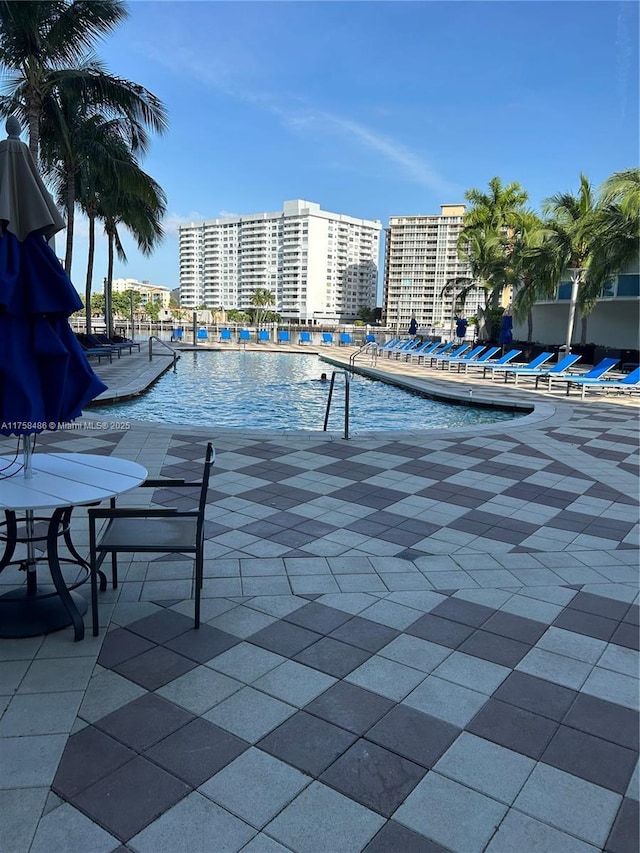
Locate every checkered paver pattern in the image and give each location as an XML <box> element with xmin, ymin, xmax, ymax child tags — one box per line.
<box><xmin>51</xmin><ymin>592</ymin><xmax>638</xmax><ymax>851</ymax></box>
<box><xmin>1</xmin><ymin>382</ymin><xmax>638</xmax><ymax>853</ymax></box>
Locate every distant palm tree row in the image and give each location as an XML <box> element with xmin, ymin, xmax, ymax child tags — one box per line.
<box><xmin>0</xmin><ymin>0</ymin><xmax>167</xmax><ymax>335</ymax></box>
<box><xmin>451</xmin><ymin>170</ymin><xmax>640</xmax><ymax>344</ymax></box>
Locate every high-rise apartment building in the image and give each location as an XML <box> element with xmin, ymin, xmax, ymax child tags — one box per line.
<box><xmin>179</xmin><ymin>200</ymin><xmax>381</xmax><ymax>323</ymax></box>
<box><xmin>383</xmin><ymin>204</ymin><xmax>485</xmax><ymax>333</ymax></box>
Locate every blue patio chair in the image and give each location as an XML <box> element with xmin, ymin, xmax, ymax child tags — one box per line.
<box><xmin>563</xmin><ymin>366</ymin><xmax>640</xmax><ymax>399</ymax></box>
<box><xmin>546</xmin><ymin>357</ymin><xmax>620</xmax><ymax>393</ymax></box>
<box><xmin>427</xmin><ymin>343</ymin><xmax>471</xmax><ymax>367</ymax></box>
<box><xmin>239</xmin><ymin>329</ymin><xmax>251</xmax><ymax>343</ymax></box>
<box><xmin>462</xmin><ymin>349</ymin><xmax>522</xmax><ymax>376</ymax></box>
<box><xmin>531</xmin><ymin>354</ymin><xmax>582</xmax><ymax>388</ymax></box>
<box><xmin>321</xmin><ymin>332</ymin><xmax>334</xmax><ymax>345</ymax></box>
<box><xmin>488</xmin><ymin>351</ymin><xmax>555</xmax><ymax>384</ymax></box>
<box><xmin>339</xmin><ymin>333</ymin><xmax>353</xmax><ymax>346</ymax></box>
<box><xmin>219</xmin><ymin>328</ymin><xmax>231</xmax><ymax>343</ymax></box>
<box><xmin>365</xmin><ymin>334</ymin><xmax>376</xmax><ymax>343</ymax></box>
<box><xmin>258</xmin><ymin>329</ymin><xmax>270</xmax><ymax>343</ymax></box>
<box><xmin>389</xmin><ymin>338</ymin><xmax>422</xmax><ymax>359</ymax></box>
<box><xmin>299</xmin><ymin>331</ymin><xmax>312</xmax><ymax>344</ymax></box>
<box><xmin>278</xmin><ymin>330</ymin><xmax>290</xmax><ymax>344</ymax></box>
<box><xmin>439</xmin><ymin>344</ymin><xmax>487</xmax><ymax>370</ymax></box>
<box><xmin>172</xmin><ymin>328</ymin><xmax>183</xmax><ymax>342</ymax></box>
<box><xmin>376</xmin><ymin>337</ymin><xmax>400</xmax><ymax>352</ymax></box>
<box><xmin>454</xmin><ymin>346</ymin><xmax>501</xmax><ymax>372</ymax></box>
<box><xmin>407</xmin><ymin>341</ymin><xmax>448</xmax><ymax>363</ymax></box>
<box><xmin>197</xmin><ymin>328</ymin><xmax>208</xmax><ymax>341</ymax></box>
<box><xmin>383</xmin><ymin>339</ymin><xmax>414</xmax><ymax>357</ymax></box>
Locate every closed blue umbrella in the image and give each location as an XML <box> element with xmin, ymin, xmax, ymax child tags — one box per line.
<box><xmin>408</xmin><ymin>317</ymin><xmax>418</xmax><ymax>336</ymax></box>
<box><xmin>498</xmin><ymin>311</ymin><xmax>513</xmax><ymax>345</ymax></box>
<box><xmin>0</xmin><ymin>118</ymin><xmax>107</xmax><ymax>454</ymax></box>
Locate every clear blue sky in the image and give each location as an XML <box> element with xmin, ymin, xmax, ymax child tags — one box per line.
<box><xmin>65</xmin><ymin>0</ymin><xmax>639</xmax><ymax>300</ymax></box>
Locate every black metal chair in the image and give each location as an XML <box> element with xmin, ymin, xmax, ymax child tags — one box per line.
<box><xmin>88</xmin><ymin>443</ymin><xmax>215</xmax><ymax>636</ymax></box>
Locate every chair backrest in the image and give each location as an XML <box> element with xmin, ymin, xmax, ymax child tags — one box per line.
<box><xmin>300</xmin><ymin>331</ymin><xmax>312</xmax><ymax>342</ymax></box>
<box><xmin>278</xmin><ymin>330</ymin><xmax>290</xmax><ymax>342</ymax></box>
<box><xmin>458</xmin><ymin>345</ymin><xmax>486</xmax><ymax>361</ymax></box>
<box><xmin>220</xmin><ymin>328</ymin><xmax>231</xmax><ymax>340</ymax></box>
<box><xmin>340</xmin><ymin>333</ymin><xmax>352</xmax><ymax>344</ymax></box>
<box><xmin>582</xmin><ymin>357</ymin><xmax>619</xmax><ymax>379</ymax></box>
<box><xmin>196</xmin><ymin>443</ymin><xmax>215</xmax><ymax>540</ymax></box>
<box><xmin>239</xmin><ymin>329</ymin><xmax>251</xmax><ymax>341</ymax></box>
<box><xmin>621</xmin><ymin>366</ymin><xmax>640</xmax><ymax>384</ymax></box>
<box><xmin>365</xmin><ymin>334</ymin><xmax>376</xmax><ymax>343</ymax></box>
<box><xmin>493</xmin><ymin>349</ymin><xmax>522</xmax><ymax>365</ymax></box>
<box><xmin>436</xmin><ymin>342</ymin><xmax>456</xmax><ymax>356</ymax></box>
<box><xmin>476</xmin><ymin>346</ymin><xmax>501</xmax><ymax>362</ymax></box>
<box><xmin>548</xmin><ymin>354</ymin><xmax>581</xmax><ymax>373</ymax></box>
<box><xmin>258</xmin><ymin>329</ymin><xmax>270</xmax><ymax>341</ymax></box>
<box><xmin>197</xmin><ymin>328</ymin><xmax>208</xmax><ymax>340</ymax></box>
<box><xmin>173</xmin><ymin>328</ymin><xmax>183</xmax><ymax>340</ymax></box>
<box><xmin>322</xmin><ymin>332</ymin><xmax>333</xmax><ymax>343</ymax></box>
<box><xmin>438</xmin><ymin>344</ymin><xmax>469</xmax><ymax>359</ymax></box>
<box><xmin>523</xmin><ymin>351</ymin><xmax>554</xmax><ymax>370</ymax></box>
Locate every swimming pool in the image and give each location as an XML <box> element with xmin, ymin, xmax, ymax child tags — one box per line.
<box><xmin>91</xmin><ymin>351</ymin><xmax>520</xmax><ymax>432</ymax></box>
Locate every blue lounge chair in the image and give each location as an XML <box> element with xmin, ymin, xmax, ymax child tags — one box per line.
<box><xmin>464</xmin><ymin>349</ymin><xmax>523</xmax><ymax>375</ymax></box>
<box><xmin>278</xmin><ymin>330</ymin><xmax>290</xmax><ymax>344</ymax></box>
<box><xmin>365</xmin><ymin>334</ymin><xmax>376</xmax><ymax>343</ymax></box>
<box><xmin>563</xmin><ymin>366</ymin><xmax>640</xmax><ymax>399</ymax></box>
<box><xmin>239</xmin><ymin>329</ymin><xmax>251</xmax><ymax>343</ymax></box>
<box><xmin>219</xmin><ymin>328</ymin><xmax>232</xmax><ymax>343</ymax></box>
<box><xmin>197</xmin><ymin>328</ymin><xmax>208</xmax><ymax>341</ymax></box>
<box><xmin>547</xmin><ymin>357</ymin><xmax>620</xmax><ymax>393</ymax></box>
<box><xmin>389</xmin><ymin>338</ymin><xmax>422</xmax><ymax>359</ymax></box>
<box><xmin>405</xmin><ymin>340</ymin><xmax>441</xmax><ymax>362</ymax></box>
<box><xmin>299</xmin><ymin>331</ymin><xmax>312</xmax><ymax>344</ymax></box>
<box><xmin>376</xmin><ymin>337</ymin><xmax>401</xmax><ymax>352</ymax></box>
<box><xmin>454</xmin><ymin>346</ymin><xmax>501</xmax><ymax>372</ymax></box>
<box><xmin>427</xmin><ymin>343</ymin><xmax>471</xmax><ymax>367</ymax></box>
<box><xmin>258</xmin><ymin>329</ymin><xmax>270</xmax><ymax>343</ymax></box>
<box><xmin>384</xmin><ymin>339</ymin><xmax>416</xmax><ymax>358</ymax></box>
<box><xmin>439</xmin><ymin>344</ymin><xmax>487</xmax><ymax>370</ymax></box>
<box><xmin>172</xmin><ymin>328</ymin><xmax>183</xmax><ymax>342</ymax></box>
<box><xmin>486</xmin><ymin>351</ymin><xmax>555</xmax><ymax>383</ymax></box>
<box><xmin>339</xmin><ymin>332</ymin><xmax>353</xmax><ymax>346</ymax></box>
<box><xmin>531</xmin><ymin>354</ymin><xmax>583</xmax><ymax>388</ymax></box>
<box><xmin>321</xmin><ymin>332</ymin><xmax>334</xmax><ymax>345</ymax></box>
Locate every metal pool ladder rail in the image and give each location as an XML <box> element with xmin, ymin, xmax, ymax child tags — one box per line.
<box><xmin>148</xmin><ymin>336</ymin><xmax>179</xmax><ymax>371</ymax></box>
<box><xmin>350</xmin><ymin>340</ymin><xmax>378</xmax><ymax>368</ymax></box>
<box><xmin>323</xmin><ymin>370</ymin><xmax>351</xmax><ymax>439</ymax></box>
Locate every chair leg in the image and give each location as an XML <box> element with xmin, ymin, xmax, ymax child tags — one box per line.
<box><xmin>194</xmin><ymin>551</ymin><xmax>202</xmax><ymax>629</ymax></box>
<box><xmin>89</xmin><ymin>523</ymin><xmax>100</xmax><ymax>637</ymax></box>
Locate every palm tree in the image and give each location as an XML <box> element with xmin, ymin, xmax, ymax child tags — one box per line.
<box><xmin>589</xmin><ymin>168</ymin><xmax>640</xmax><ymax>295</ymax></box>
<box><xmin>38</xmin><ymin>62</ymin><xmax>167</xmax><ymax>274</ymax></box>
<box><xmin>509</xmin><ymin>211</ymin><xmax>557</xmax><ymax>343</ymax></box>
<box><xmin>250</xmin><ymin>288</ymin><xmax>275</xmax><ymax>329</ymax></box>
<box><xmin>0</xmin><ymin>0</ymin><xmax>128</xmax><ymax>162</ymax></box>
<box><xmin>541</xmin><ymin>174</ymin><xmax>602</xmax><ymax>347</ymax></box>
<box><xmin>459</xmin><ymin>177</ymin><xmax>529</xmax><ymax>310</ymax></box>
<box><xmin>77</xmin><ymin>131</ymin><xmax>166</xmax><ymax>336</ymax></box>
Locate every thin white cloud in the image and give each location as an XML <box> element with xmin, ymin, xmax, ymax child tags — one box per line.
<box><xmin>164</xmin><ymin>211</ymin><xmax>208</xmax><ymax>235</ymax></box>
<box><xmin>140</xmin><ymin>39</ymin><xmax>456</xmax><ymax>197</ymax></box>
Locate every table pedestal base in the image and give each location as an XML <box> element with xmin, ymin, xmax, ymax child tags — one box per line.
<box><xmin>0</xmin><ymin>587</ymin><xmax>88</xmax><ymax>638</ymax></box>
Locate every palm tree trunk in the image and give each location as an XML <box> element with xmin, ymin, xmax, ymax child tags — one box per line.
<box><xmin>85</xmin><ymin>213</ymin><xmax>96</xmax><ymax>334</ymax></box>
<box><xmin>527</xmin><ymin>309</ymin><xmax>533</xmax><ymax>343</ymax></box>
<box><xmin>65</xmin><ymin>173</ymin><xmax>75</xmax><ymax>274</ymax></box>
<box><xmin>106</xmin><ymin>230</ymin><xmax>115</xmax><ymax>338</ymax></box>
<box><xmin>28</xmin><ymin>102</ymin><xmax>40</xmax><ymax>165</ymax></box>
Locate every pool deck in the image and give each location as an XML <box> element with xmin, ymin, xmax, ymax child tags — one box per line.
<box><xmin>1</xmin><ymin>345</ymin><xmax>638</xmax><ymax>853</ymax></box>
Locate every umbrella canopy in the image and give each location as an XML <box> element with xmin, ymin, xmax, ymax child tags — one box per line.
<box><xmin>498</xmin><ymin>310</ymin><xmax>513</xmax><ymax>346</ymax></box>
<box><xmin>455</xmin><ymin>317</ymin><xmax>468</xmax><ymax>339</ymax></box>
<box><xmin>0</xmin><ymin>117</ymin><xmax>107</xmax><ymax>439</ymax></box>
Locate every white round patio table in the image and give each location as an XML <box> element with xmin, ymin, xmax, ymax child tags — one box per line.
<box><xmin>0</xmin><ymin>453</ymin><xmax>147</xmax><ymax>641</ymax></box>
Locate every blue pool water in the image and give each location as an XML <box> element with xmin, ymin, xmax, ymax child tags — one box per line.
<box><xmin>91</xmin><ymin>352</ymin><xmax>520</xmax><ymax>432</ymax></box>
